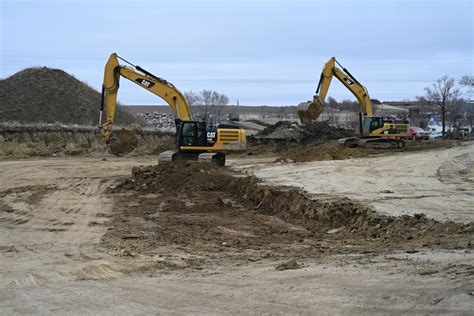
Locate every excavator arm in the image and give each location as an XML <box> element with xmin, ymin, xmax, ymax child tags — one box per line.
<box><xmin>98</xmin><ymin>53</ymin><xmax>193</xmax><ymax>156</ymax></box>
<box><xmin>99</xmin><ymin>53</ymin><xmax>192</xmax><ymax>145</ymax></box>
<box><xmin>298</xmin><ymin>57</ymin><xmax>373</xmax><ymax>124</ymax></box>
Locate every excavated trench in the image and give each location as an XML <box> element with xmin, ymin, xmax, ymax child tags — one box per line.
<box><xmin>100</xmin><ymin>162</ymin><xmax>473</xmax><ymax>266</ymax></box>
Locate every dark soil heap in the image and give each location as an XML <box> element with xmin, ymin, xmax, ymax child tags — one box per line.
<box><xmin>255</xmin><ymin>121</ymin><xmax>354</xmax><ymax>145</ymax></box>
<box><xmin>0</xmin><ymin>67</ymin><xmax>138</xmax><ymax>126</ymax></box>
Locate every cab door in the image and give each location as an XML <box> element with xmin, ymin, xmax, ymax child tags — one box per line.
<box><xmin>178</xmin><ymin>121</ymin><xmax>208</xmax><ymax>147</ymax></box>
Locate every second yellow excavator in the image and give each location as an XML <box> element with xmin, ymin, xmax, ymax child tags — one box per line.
<box><xmin>98</xmin><ymin>53</ymin><xmax>246</xmax><ymax>165</ymax></box>
<box><xmin>298</xmin><ymin>57</ymin><xmax>410</xmax><ymax>149</ymax></box>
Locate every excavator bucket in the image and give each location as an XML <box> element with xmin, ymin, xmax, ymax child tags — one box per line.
<box><xmin>297</xmin><ymin>99</ymin><xmax>324</xmax><ymax>124</ymax></box>
<box><xmin>107</xmin><ymin>129</ymin><xmax>138</xmax><ymax>156</ymax></box>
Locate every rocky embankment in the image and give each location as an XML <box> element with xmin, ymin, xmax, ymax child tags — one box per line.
<box><xmin>0</xmin><ymin>124</ymin><xmax>173</xmax><ymax>158</ymax></box>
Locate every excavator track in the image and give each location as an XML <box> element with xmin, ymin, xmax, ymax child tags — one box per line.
<box><xmin>158</xmin><ymin>150</ymin><xmax>226</xmax><ymax>166</ymax></box>
<box><xmin>339</xmin><ymin>137</ymin><xmax>405</xmax><ymax>149</ymax></box>
<box><xmin>198</xmin><ymin>152</ymin><xmax>226</xmax><ymax>166</ymax></box>
<box><xmin>158</xmin><ymin>150</ymin><xmax>177</xmax><ymax>162</ymax></box>
<box><xmin>360</xmin><ymin>138</ymin><xmax>405</xmax><ymax>149</ymax></box>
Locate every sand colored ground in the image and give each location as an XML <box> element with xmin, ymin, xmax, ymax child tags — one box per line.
<box><xmin>0</xmin><ymin>149</ymin><xmax>473</xmax><ymax>314</ymax></box>
<box><xmin>235</xmin><ymin>142</ymin><xmax>474</xmax><ymax>223</ymax></box>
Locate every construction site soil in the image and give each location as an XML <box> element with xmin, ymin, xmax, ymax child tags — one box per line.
<box><xmin>275</xmin><ymin>139</ymin><xmax>461</xmax><ymax>162</ymax></box>
<box><xmin>0</xmin><ymin>123</ymin><xmax>174</xmax><ymax>158</ymax></box>
<box><xmin>1</xmin><ymin>151</ymin><xmax>473</xmax><ymax>314</ymax></box>
<box><xmin>103</xmin><ymin>161</ymin><xmax>473</xmax><ymax>266</ymax></box>
<box><xmin>245</xmin><ymin>120</ymin><xmax>461</xmax><ymax>162</ymax></box>
<box><xmin>253</xmin><ymin>120</ymin><xmax>354</xmax><ymax>144</ymax></box>
<box><xmin>0</xmin><ymin>67</ymin><xmax>139</xmax><ymax>126</ymax></box>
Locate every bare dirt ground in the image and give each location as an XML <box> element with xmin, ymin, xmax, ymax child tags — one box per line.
<box><xmin>1</xmin><ymin>151</ymin><xmax>473</xmax><ymax>314</ymax></box>
<box><xmin>236</xmin><ymin>142</ymin><xmax>474</xmax><ymax>223</ymax></box>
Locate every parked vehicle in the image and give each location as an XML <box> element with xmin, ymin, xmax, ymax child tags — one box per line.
<box><xmin>410</xmin><ymin>127</ymin><xmax>430</xmax><ymax>140</ymax></box>
<box><xmin>427</xmin><ymin>126</ymin><xmax>443</xmax><ymax>139</ymax></box>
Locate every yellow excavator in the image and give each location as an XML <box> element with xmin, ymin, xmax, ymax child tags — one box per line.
<box><xmin>98</xmin><ymin>53</ymin><xmax>246</xmax><ymax>165</ymax></box>
<box><xmin>298</xmin><ymin>57</ymin><xmax>410</xmax><ymax>149</ymax></box>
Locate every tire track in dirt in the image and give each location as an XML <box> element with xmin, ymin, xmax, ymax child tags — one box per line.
<box><xmin>0</xmin><ymin>177</ymin><xmax>124</xmax><ymax>288</ymax></box>
<box><xmin>0</xmin><ymin>157</ymin><xmax>162</xmax><ymax>290</ymax></box>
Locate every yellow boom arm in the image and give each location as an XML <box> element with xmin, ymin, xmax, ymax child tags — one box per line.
<box><xmin>298</xmin><ymin>57</ymin><xmax>373</xmax><ymax>124</ymax></box>
<box><xmin>99</xmin><ymin>53</ymin><xmax>192</xmax><ymax>141</ymax></box>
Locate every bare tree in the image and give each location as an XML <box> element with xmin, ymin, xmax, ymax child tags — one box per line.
<box><xmin>183</xmin><ymin>90</ymin><xmax>230</xmax><ymax>122</ymax></box>
<box><xmin>459</xmin><ymin>76</ymin><xmax>474</xmax><ymax>96</ymax></box>
<box><xmin>200</xmin><ymin>89</ymin><xmax>229</xmax><ymax>122</ymax></box>
<box><xmin>420</xmin><ymin>76</ymin><xmax>461</xmax><ymax>139</ymax></box>
<box><xmin>183</xmin><ymin>91</ymin><xmax>201</xmax><ymax>106</ymax></box>
<box><xmin>460</xmin><ymin>75</ymin><xmax>474</xmax><ymax>96</ymax></box>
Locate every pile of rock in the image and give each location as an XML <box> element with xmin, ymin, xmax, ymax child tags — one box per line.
<box><xmin>139</xmin><ymin>112</ymin><xmax>175</xmax><ymax>130</ymax></box>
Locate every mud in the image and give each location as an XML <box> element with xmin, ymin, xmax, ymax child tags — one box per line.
<box><xmin>103</xmin><ymin>161</ymin><xmax>473</xmax><ymax>264</ymax></box>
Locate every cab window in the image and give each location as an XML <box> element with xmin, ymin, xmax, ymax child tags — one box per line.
<box><xmin>181</xmin><ymin>122</ymin><xmax>195</xmax><ymax>145</ymax></box>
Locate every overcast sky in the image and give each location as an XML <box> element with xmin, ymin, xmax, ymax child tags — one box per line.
<box><xmin>1</xmin><ymin>0</ymin><xmax>472</xmax><ymax>105</ymax></box>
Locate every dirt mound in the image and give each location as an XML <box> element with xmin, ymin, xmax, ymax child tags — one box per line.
<box><xmin>275</xmin><ymin>140</ymin><xmax>464</xmax><ymax>163</ymax></box>
<box><xmin>114</xmin><ymin>161</ymin><xmax>242</xmax><ymax>193</ymax></box>
<box><xmin>277</xmin><ymin>141</ymin><xmax>378</xmax><ymax>162</ymax></box>
<box><xmin>255</xmin><ymin>121</ymin><xmax>354</xmax><ymax>145</ymax></box>
<box><xmin>0</xmin><ymin>67</ymin><xmax>138</xmax><ymax>126</ymax></box>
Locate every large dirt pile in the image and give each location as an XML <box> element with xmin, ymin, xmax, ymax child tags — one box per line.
<box><xmin>0</xmin><ymin>67</ymin><xmax>138</xmax><ymax>126</ymax></box>
<box><xmin>255</xmin><ymin>121</ymin><xmax>354</xmax><ymax>144</ymax></box>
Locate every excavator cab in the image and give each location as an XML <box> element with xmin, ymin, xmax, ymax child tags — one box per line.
<box><xmin>176</xmin><ymin>120</ymin><xmax>217</xmax><ymax>147</ymax></box>
<box><xmin>363</xmin><ymin>116</ymin><xmax>384</xmax><ymax>135</ymax></box>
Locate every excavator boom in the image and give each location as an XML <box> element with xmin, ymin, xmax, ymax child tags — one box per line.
<box><xmin>99</xmin><ymin>53</ymin><xmax>192</xmax><ymax>155</ymax></box>
<box><xmin>298</xmin><ymin>57</ymin><xmax>373</xmax><ymax>123</ymax></box>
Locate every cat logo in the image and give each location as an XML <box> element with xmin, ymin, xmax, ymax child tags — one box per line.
<box><xmin>135</xmin><ymin>78</ymin><xmax>155</xmax><ymax>88</ymax></box>
<box><xmin>207</xmin><ymin>131</ymin><xmax>216</xmax><ymax>142</ymax></box>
